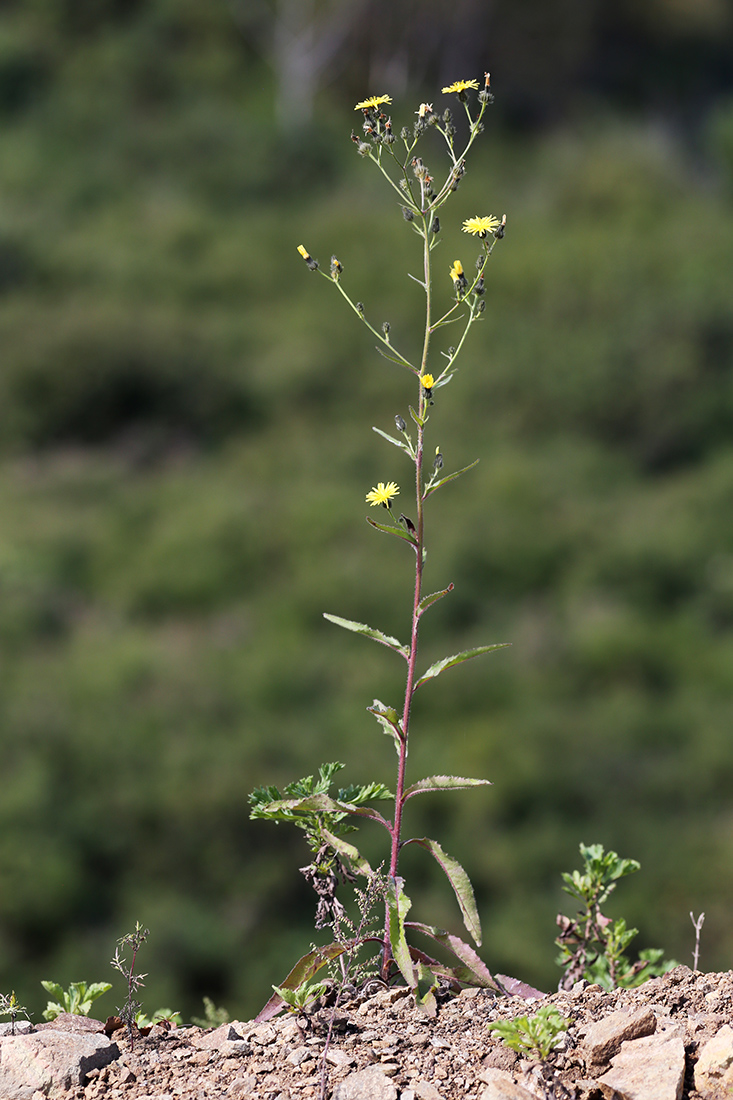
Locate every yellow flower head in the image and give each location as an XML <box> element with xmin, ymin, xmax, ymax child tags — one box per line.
<box><xmin>449</xmin><ymin>259</ymin><xmax>464</xmax><ymax>283</ymax></box>
<box><xmin>462</xmin><ymin>215</ymin><xmax>501</xmax><ymax>237</ymax></box>
<box><xmin>441</xmin><ymin>79</ymin><xmax>480</xmax><ymax>95</ymax></box>
<box><xmin>354</xmin><ymin>95</ymin><xmax>392</xmax><ymax>111</ymax></box>
<box><xmin>366</xmin><ymin>481</ymin><xmax>400</xmax><ymax>508</ymax></box>
<box><xmin>422</xmin><ymin>374</ymin><xmax>434</xmax><ymax>390</ymax></box>
<box><xmin>297</xmin><ymin>245</ymin><xmax>310</xmax><ymax>260</ymax></box>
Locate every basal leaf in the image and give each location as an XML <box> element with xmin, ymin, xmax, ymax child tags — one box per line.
<box><xmin>404</xmin><ymin>837</ymin><xmax>482</xmax><ymax>945</ymax></box>
<box><xmin>387</xmin><ymin>877</ymin><xmax>415</xmax><ymax>988</ymax></box>
<box><xmin>403</xmin><ymin>776</ymin><xmax>491</xmax><ymax>800</ymax></box>
<box><xmin>423</xmin><ymin>459</ymin><xmax>479</xmax><ymax>499</ymax></box>
<box><xmin>323</xmin><ymin>613</ymin><xmax>409</xmax><ymax>658</ymax></box>
<box><xmin>255</xmin><ymin>942</ymin><xmax>350</xmax><ymax>1022</ymax></box>
<box><xmin>366</xmin><ymin>517</ymin><xmax>418</xmax><ymax>548</ymax></box>
<box><xmin>406</xmin><ymin>922</ymin><xmax>501</xmax><ymax>991</ymax></box>
<box><xmin>415</xmin><ymin>644</ymin><xmax>510</xmax><ymax>690</ymax></box>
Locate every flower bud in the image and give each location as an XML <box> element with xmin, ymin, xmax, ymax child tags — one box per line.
<box><xmin>431</xmin><ymin>218</ymin><xmax>440</xmax><ymax>235</ymax></box>
<box><xmin>402</xmin><ymin>206</ymin><xmax>414</xmax><ymax>222</ymax></box>
<box><xmin>395</xmin><ymin>414</ymin><xmax>406</xmax><ymax>432</ymax></box>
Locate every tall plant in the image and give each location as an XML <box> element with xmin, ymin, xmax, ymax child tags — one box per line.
<box><xmin>250</xmin><ymin>75</ymin><xmax>508</xmax><ymax>1016</ymax></box>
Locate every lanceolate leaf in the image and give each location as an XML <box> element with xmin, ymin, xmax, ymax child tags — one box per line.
<box><xmin>403</xmin><ymin>776</ymin><xmax>491</xmax><ymax>801</ymax></box>
<box><xmin>323</xmin><ymin>613</ymin><xmax>409</xmax><ymax>659</ymax></box>
<box><xmin>418</xmin><ymin>584</ymin><xmax>454</xmax><ymax>615</ymax></box>
<box><xmin>366</xmin><ymin>517</ymin><xmax>418</xmax><ymax>548</ymax></box>
<box><xmin>367</xmin><ymin>700</ymin><xmax>404</xmax><ymax>758</ymax></box>
<box><xmin>255</xmin><ymin>942</ymin><xmax>350</xmax><ymax>1022</ymax></box>
<box><xmin>387</xmin><ymin>878</ymin><xmax>416</xmax><ymax>988</ymax></box>
<box><xmin>321</xmin><ymin>828</ymin><xmax>372</xmax><ymax>877</ymax></box>
<box><xmin>406</xmin><ymin>922</ymin><xmax>501</xmax><ymax>991</ymax></box>
<box><xmin>374</xmin><ymin>345</ymin><xmax>417</xmax><ymax>372</ymax></box>
<box><xmin>404</xmin><ymin>837</ymin><xmax>482</xmax><ymax>945</ymax></box>
<box><xmin>372</xmin><ymin>426</ymin><xmax>415</xmax><ymax>459</ymax></box>
<box><xmin>408</xmin><ymin>405</ymin><xmax>426</xmax><ymax>429</ymax></box>
<box><xmin>263</xmin><ymin>792</ymin><xmax>392</xmax><ymax>832</ymax></box>
<box><xmin>423</xmin><ymin>459</ymin><xmax>479</xmax><ymax>499</ymax></box>
<box><xmin>415</xmin><ymin>644</ymin><xmax>510</xmax><ymax>690</ymax></box>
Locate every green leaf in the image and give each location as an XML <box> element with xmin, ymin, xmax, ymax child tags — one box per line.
<box><xmin>40</xmin><ymin>981</ymin><xmax>64</xmax><ymax>1001</ymax></box>
<box><xmin>424</xmin><ymin>459</ymin><xmax>479</xmax><ymax>499</ymax></box>
<box><xmin>406</xmin><ymin>922</ymin><xmax>501</xmax><ymax>991</ymax></box>
<box><xmin>367</xmin><ymin>699</ymin><xmax>403</xmax><ymax>757</ymax></box>
<box><xmin>408</xmin><ymin>404</ymin><xmax>426</xmax><ymax>428</ymax></box>
<box><xmin>387</xmin><ymin>878</ymin><xmax>416</xmax><ymax>988</ymax></box>
<box><xmin>323</xmin><ymin>613</ymin><xmax>409</xmax><ymax>658</ymax></box>
<box><xmin>372</xmin><ymin>426</ymin><xmax>415</xmax><ymax>459</ymax></box>
<box><xmin>418</xmin><ymin>584</ymin><xmax>454</xmax><ymax>615</ymax></box>
<box><xmin>255</xmin><ymin>942</ymin><xmax>350</xmax><ymax>1022</ymax></box>
<box><xmin>269</xmin><ymin>792</ymin><xmax>392</xmax><ymax>832</ymax></box>
<box><xmin>404</xmin><ymin>837</ymin><xmax>482</xmax><ymax>945</ymax></box>
<box><xmin>403</xmin><ymin>775</ymin><xmax>490</xmax><ymax>801</ymax></box>
<box><xmin>366</xmin><ymin>517</ymin><xmax>418</xmax><ymax>548</ymax></box>
<box><xmin>415</xmin><ymin>644</ymin><xmax>510</xmax><ymax>690</ymax></box>
<box><xmin>321</xmin><ymin>828</ymin><xmax>372</xmax><ymax>877</ymax></box>
<box><xmin>374</xmin><ymin>346</ymin><xmax>417</xmax><ymax>371</ymax></box>
<box><xmin>415</xmin><ymin>962</ymin><xmax>438</xmax><ymax>1017</ymax></box>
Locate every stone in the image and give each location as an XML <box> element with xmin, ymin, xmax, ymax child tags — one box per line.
<box><xmin>0</xmin><ymin>1022</ymin><xmax>33</xmax><ymax>1037</ymax></box>
<box><xmin>477</xmin><ymin>1068</ymin><xmax>537</xmax><ymax>1100</ymax></box>
<box><xmin>580</xmin><ymin>1007</ymin><xmax>657</xmax><ymax>1068</ymax></box>
<box><xmin>0</xmin><ymin>1030</ymin><xmax>120</xmax><ymax>1099</ymax></box>
<box><xmin>331</xmin><ymin>1065</ymin><xmax>398</xmax><ymax>1100</ymax></box>
<box><xmin>597</xmin><ymin>1030</ymin><xmax>685</xmax><ymax>1100</ymax></box>
<box><xmin>694</xmin><ymin>1023</ymin><xmax>733</xmax><ymax>1100</ymax></box>
<box><xmin>38</xmin><ymin>1013</ymin><xmax>105</xmax><ymax>1033</ymax></box>
<box><xmin>187</xmin><ymin>1022</ymin><xmax>248</xmax><ymax>1051</ymax></box>
<box><xmin>412</xmin><ymin>1080</ymin><xmax>445</xmax><ymax>1100</ymax></box>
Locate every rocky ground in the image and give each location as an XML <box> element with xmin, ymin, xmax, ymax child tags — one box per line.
<box><xmin>2</xmin><ymin>966</ymin><xmax>733</xmax><ymax>1100</ymax></box>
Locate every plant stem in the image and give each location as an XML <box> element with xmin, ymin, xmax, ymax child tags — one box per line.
<box><xmin>381</xmin><ymin>215</ymin><xmax>432</xmax><ymax>980</ymax></box>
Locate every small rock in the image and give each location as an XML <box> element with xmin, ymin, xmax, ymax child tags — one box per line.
<box><xmin>225</xmin><ymin>1073</ymin><xmax>257</xmax><ymax>1098</ymax></box>
<box><xmin>413</xmin><ymin>1080</ymin><xmax>445</xmax><ymax>1100</ymax></box>
<box><xmin>39</xmin><ymin>1013</ymin><xmax>106</xmax><ymax>1034</ymax></box>
<box><xmin>581</xmin><ymin>1007</ymin><xmax>657</xmax><ymax>1068</ymax></box>
<box><xmin>0</xmin><ymin>1031</ymin><xmax>120</xmax><ymax>1099</ymax></box>
<box><xmin>694</xmin><ymin>1023</ymin><xmax>733</xmax><ymax>1100</ymax></box>
<box><xmin>332</xmin><ymin>1065</ymin><xmax>398</xmax><ymax>1100</ymax></box>
<box><xmin>478</xmin><ymin>1068</ymin><xmax>537</xmax><ymax>1100</ymax></box>
<box><xmin>188</xmin><ymin>1023</ymin><xmax>245</xmax><ymax>1051</ymax></box>
<box><xmin>0</xmin><ymin>1022</ymin><xmax>33</xmax><ymax>1037</ymax></box>
<box><xmin>597</xmin><ymin>1030</ymin><xmax>685</xmax><ymax>1100</ymax></box>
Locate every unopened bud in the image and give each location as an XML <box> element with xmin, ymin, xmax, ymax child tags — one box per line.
<box><xmin>402</xmin><ymin>206</ymin><xmax>414</xmax><ymax>222</ymax></box>
<box><xmin>356</xmin><ymin>302</ymin><xmax>365</xmax><ymax>316</ymax></box>
<box><xmin>434</xmin><ymin>448</ymin><xmax>443</xmax><ymax>472</ymax></box>
<box><xmin>395</xmin><ymin>414</ymin><xmax>406</xmax><ymax>432</ymax></box>
<box><xmin>431</xmin><ymin>218</ymin><xmax>440</xmax><ymax>235</ymax></box>
<box><xmin>330</xmin><ymin>256</ymin><xmax>343</xmax><ymax>278</ymax></box>
<box><xmin>382</xmin><ymin>321</ymin><xmax>390</xmax><ymax>336</ymax></box>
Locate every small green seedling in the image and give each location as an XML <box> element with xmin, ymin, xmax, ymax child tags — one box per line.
<box><xmin>111</xmin><ymin>921</ymin><xmax>149</xmax><ymax>1046</ymax></box>
<box><xmin>0</xmin><ymin>991</ymin><xmax>30</xmax><ymax>1034</ymax></box>
<box><xmin>488</xmin><ymin>1005</ymin><xmax>569</xmax><ymax>1061</ymax></box>
<box><xmin>191</xmin><ymin>996</ymin><xmax>230</xmax><ymax>1028</ymax></box>
<box><xmin>272</xmin><ymin>978</ymin><xmax>328</xmax><ymax>1014</ymax></box>
<box><xmin>556</xmin><ymin>843</ymin><xmax>676</xmax><ymax>990</ymax></box>
<box><xmin>136</xmin><ymin>1007</ymin><xmax>182</xmax><ymax>1028</ymax></box>
<box><xmin>41</xmin><ymin>980</ymin><xmax>112</xmax><ymax>1021</ymax></box>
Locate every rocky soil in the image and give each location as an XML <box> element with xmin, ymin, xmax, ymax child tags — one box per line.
<box><xmin>2</xmin><ymin>966</ymin><xmax>733</xmax><ymax>1100</ymax></box>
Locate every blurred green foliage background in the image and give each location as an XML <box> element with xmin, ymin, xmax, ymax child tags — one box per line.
<box><xmin>2</xmin><ymin>0</ymin><xmax>733</xmax><ymax>1022</ymax></box>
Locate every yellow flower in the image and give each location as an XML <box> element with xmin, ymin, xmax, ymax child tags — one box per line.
<box><xmin>354</xmin><ymin>95</ymin><xmax>392</xmax><ymax>111</ymax></box>
<box><xmin>297</xmin><ymin>245</ymin><xmax>310</xmax><ymax>260</ymax></box>
<box><xmin>462</xmin><ymin>215</ymin><xmax>501</xmax><ymax>237</ymax></box>
<box><xmin>449</xmin><ymin>260</ymin><xmax>464</xmax><ymax>284</ymax></box>
<box><xmin>366</xmin><ymin>481</ymin><xmax>400</xmax><ymax>508</ymax></box>
<box><xmin>441</xmin><ymin>79</ymin><xmax>480</xmax><ymax>94</ymax></box>
<box><xmin>422</xmin><ymin>374</ymin><xmax>434</xmax><ymax>390</ymax></box>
